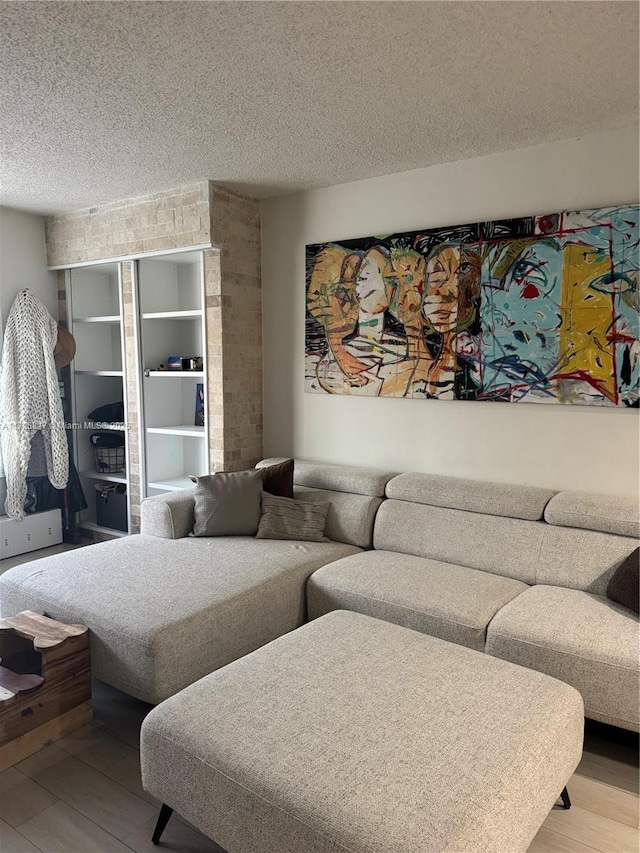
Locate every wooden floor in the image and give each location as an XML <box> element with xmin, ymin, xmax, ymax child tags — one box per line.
<box><xmin>0</xmin><ymin>679</ymin><xmax>637</xmax><ymax>853</ymax></box>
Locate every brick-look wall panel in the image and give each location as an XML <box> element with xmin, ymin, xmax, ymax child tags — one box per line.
<box><xmin>56</xmin><ymin>270</ymin><xmax>67</xmax><ymax>326</ymax></box>
<box><xmin>121</xmin><ymin>262</ymin><xmax>142</xmax><ymax>533</ymax></box>
<box><xmin>45</xmin><ymin>182</ymin><xmax>211</xmax><ymax>267</ymax></box>
<box><xmin>203</xmin><ymin>249</ymin><xmax>225</xmax><ymax>471</ymax></box>
<box><xmin>209</xmin><ymin>186</ymin><xmax>263</xmax><ymax>471</ymax></box>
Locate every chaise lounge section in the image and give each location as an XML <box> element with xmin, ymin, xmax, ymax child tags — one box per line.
<box><xmin>0</xmin><ymin>461</ymin><xmax>394</xmax><ymax>704</ymax></box>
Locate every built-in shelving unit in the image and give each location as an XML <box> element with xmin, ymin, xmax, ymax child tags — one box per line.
<box><xmin>137</xmin><ymin>251</ymin><xmax>208</xmax><ymax>497</ymax></box>
<box><xmin>59</xmin><ymin>247</ymin><xmax>211</xmax><ymax>537</ymax></box>
<box><xmin>67</xmin><ymin>263</ymin><xmax>130</xmax><ymax>537</ymax></box>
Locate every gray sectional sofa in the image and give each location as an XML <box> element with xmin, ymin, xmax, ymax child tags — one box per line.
<box><xmin>0</xmin><ymin>458</ymin><xmax>637</xmax><ymax>732</ymax></box>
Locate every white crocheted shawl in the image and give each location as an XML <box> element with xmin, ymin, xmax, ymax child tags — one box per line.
<box><xmin>0</xmin><ymin>290</ymin><xmax>69</xmax><ymax>519</ymax></box>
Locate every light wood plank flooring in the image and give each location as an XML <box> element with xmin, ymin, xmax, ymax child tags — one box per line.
<box><xmin>0</xmin><ymin>679</ymin><xmax>637</xmax><ymax>852</ymax></box>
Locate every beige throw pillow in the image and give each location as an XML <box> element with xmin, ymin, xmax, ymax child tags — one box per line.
<box><xmin>190</xmin><ymin>470</ymin><xmax>263</xmax><ymax>536</ymax></box>
<box><xmin>256</xmin><ymin>492</ymin><xmax>330</xmax><ymax>542</ymax></box>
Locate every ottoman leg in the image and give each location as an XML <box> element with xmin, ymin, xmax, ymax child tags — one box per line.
<box><xmin>152</xmin><ymin>804</ymin><xmax>174</xmax><ymax>845</ymax></box>
<box><xmin>560</xmin><ymin>786</ymin><xmax>571</xmax><ymax>810</ymax></box>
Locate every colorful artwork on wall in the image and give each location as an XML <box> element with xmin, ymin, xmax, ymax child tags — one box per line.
<box><xmin>305</xmin><ymin>206</ymin><xmax>639</xmax><ymax>406</ymax></box>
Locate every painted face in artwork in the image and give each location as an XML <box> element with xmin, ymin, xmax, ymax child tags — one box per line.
<box><xmin>424</xmin><ymin>246</ymin><xmax>460</xmax><ymax>332</ymax></box>
<box><xmin>481</xmin><ymin>238</ymin><xmax>563</xmax><ymax>396</ymax></box>
<box><xmin>391</xmin><ymin>250</ymin><xmax>426</xmax><ymax>325</ymax></box>
<box><xmin>308</xmin><ymin>247</ymin><xmax>359</xmax><ymax>333</ymax></box>
<box><xmin>355</xmin><ymin>257</ymin><xmax>388</xmax><ymax>314</ymax></box>
<box><xmin>458</xmin><ymin>247</ymin><xmax>481</xmax><ymax>307</ymax></box>
<box><xmin>503</xmin><ymin>240</ymin><xmax>562</xmax><ymax>333</ymax></box>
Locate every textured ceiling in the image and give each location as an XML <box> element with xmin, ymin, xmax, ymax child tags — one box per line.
<box><xmin>0</xmin><ymin>1</ymin><xmax>638</xmax><ymax>214</ymax></box>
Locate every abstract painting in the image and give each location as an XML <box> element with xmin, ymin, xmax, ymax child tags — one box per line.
<box><xmin>305</xmin><ymin>206</ymin><xmax>639</xmax><ymax>406</ymax></box>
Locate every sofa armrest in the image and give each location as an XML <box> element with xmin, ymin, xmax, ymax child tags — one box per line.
<box><xmin>140</xmin><ymin>489</ymin><xmax>195</xmax><ymax>539</ymax></box>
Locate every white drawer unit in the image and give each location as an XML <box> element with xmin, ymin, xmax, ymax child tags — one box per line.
<box><xmin>0</xmin><ymin>509</ymin><xmax>63</xmax><ymax>560</ymax></box>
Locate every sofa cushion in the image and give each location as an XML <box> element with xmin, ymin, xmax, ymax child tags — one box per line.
<box><xmin>307</xmin><ymin>551</ymin><xmax>528</xmax><ymax>651</ymax></box>
<box><xmin>257</xmin><ymin>457</ymin><xmax>396</xmax><ymax>497</ymax></box>
<box><xmin>545</xmin><ymin>491</ymin><xmax>640</xmax><ymax>539</ymax></box>
<box><xmin>190</xmin><ymin>470</ymin><xmax>264</xmax><ymax>536</ymax></box>
<box><xmin>486</xmin><ymin>585</ymin><xmax>640</xmax><ymax>731</ymax></box>
<box><xmin>293</xmin><ymin>486</ymin><xmax>382</xmax><ymax>549</ymax></box>
<box><xmin>0</xmin><ymin>534</ymin><xmax>361</xmax><ymax>704</ymax></box>
<box><xmin>386</xmin><ymin>472</ymin><xmax>555</xmax><ymax>520</ymax></box>
<box><xmin>257</xmin><ymin>492</ymin><xmax>330</xmax><ymax>542</ymax></box>
<box><xmin>606</xmin><ymin>547</ymin><xmax>640</xmax><ymax>613</ymax></box>
<box><xmin>374</xmin><ymin>499</ymin><xmax>542</xmax><ymax>583</ymax></box>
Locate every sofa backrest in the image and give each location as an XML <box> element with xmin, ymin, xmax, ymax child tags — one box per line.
<box><xmin>141</xmin><ymin>459</ymin><xmax>395</xmax><ymax>546</ymax></box>
<box><xmin>538</xmin><ymin>491</ymin><xmax>639</xmax><ymax>593</ymax></box>
<box><xmin>375</xmin><ymin>473</ymin><xmax>638</xmax><ymax>594</ymax></box>
<box><xmin>544</xmin><ymin>491</ymin><xmax>639</xmax><ymax>539</ymax></box>
<box><xmin>257</xmin><ymin>458</ymin><xmax>396</xmax><ymax>548</ymax></box>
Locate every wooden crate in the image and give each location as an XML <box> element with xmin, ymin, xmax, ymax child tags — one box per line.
<box><xmin>0</xmin><ymin>610</ymin><xmax>92</xmax><ymax>771</ymax></box>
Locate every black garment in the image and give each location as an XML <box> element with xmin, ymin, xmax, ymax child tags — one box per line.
<box><xmin>24</xmin><ymin>396</ymin><xmax>87</xmax><ymax>516</ymax></box>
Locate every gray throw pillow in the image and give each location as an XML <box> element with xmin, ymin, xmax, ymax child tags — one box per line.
<box><xmin>256</xmin><ymin>492</ymin><xmax>330</xmax><ymax>542</ymax></box>
<box><xmin>190</xmin><ymin>470</ymin><xmax>263</xmax><ymax>536</ymax></box>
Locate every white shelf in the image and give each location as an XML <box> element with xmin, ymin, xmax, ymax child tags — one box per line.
<box><xmin>75</xmin><ymin>370</ymin><xmax>123</xmax><ymax>377</ymax></box>
<box><xmin>80</xmin><ymin>521</ymin><xmax>128</xmax><ymax>538</ymax></box>
<box><xmin>73</xmin><ymin>315</ymin><xmax>121</xmax><ymax>324</ymax></box>
<box><xmin>79</xmin><ymin>470</ymin><xmax>127</xmax><ymax>485</ymax></box>
<box><xmin>145</xmin><ymin>370</ymin><xmax>203</xmax><ymax>378</ymax></box>
<box><xmin>142</xmin><ymin>310</ymin><xmax>203</xmax><ymax>320</ymax></box>
<box><xmin>147</xmin><ymin>424</ymin><xmax>205</xmax><ymax>437</ymax></box>
<box><xmin>147</xmin><ymin>476</ymin><xmax>195</xmax><ymax>492</ymax></box>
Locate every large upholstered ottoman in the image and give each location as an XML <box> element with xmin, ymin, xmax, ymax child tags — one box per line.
<box><xmin>140</xmin><ymin>611</ymin><xmax>584</xmax><ymax>853</ymax></box>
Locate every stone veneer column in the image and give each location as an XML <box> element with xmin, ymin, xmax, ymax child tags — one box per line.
<box><xmin>209</xmin><ymin>185</ymin><xmax>263</xmax><ymax>471</ymax></box>
<box><xmin>203</xmin><ymin>249</ymin><xmax>225</xmax><ymax>472</ymax></box>
<box><xmin>120</xmin><ymin>262</ymin><xmax>142</xmax><ymax>533</ymax></box>
<box><xmin>46</xmin><ymin>180</ymin><xmax>263</xmax><ymax>533</ymax></box>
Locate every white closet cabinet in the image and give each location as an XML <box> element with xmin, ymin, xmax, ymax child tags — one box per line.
<box><xmin>65</xmin><ymin>248</ymin><xmax>209</xmax><ymax>537</ymax></box>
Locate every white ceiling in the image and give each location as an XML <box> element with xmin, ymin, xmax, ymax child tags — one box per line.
<box><xmin>1</xmin><ymin>1</ymin><xmax>638</xmax><ymax>215</ymax></box>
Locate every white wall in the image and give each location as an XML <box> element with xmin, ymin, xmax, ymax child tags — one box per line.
<box><xmin>0</xmin><ymin>207</ymin><xmax>58</xmax><ymax>503</ymax></box>
<box><xmin>261</xmin><ymin>127</ymin><xmax>640</xmax><ymax>495</ymax></box>
<box><xmin>0</xmin><ymin>207</ymin><xmax>58</xmax><ymax>325</ymax></box>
